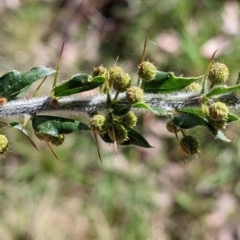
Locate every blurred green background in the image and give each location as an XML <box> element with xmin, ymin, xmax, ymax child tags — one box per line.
<box><xmin>1</xmin><ymin>0</ymin><xmax>240</xmax><ymax>239</ymax></box>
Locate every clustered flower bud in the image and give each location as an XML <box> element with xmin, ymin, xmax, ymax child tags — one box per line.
<box><xmin>108</xmin><ymin>123</ymin><xmax>128</xmax><ymax>143</ymax></box>
<box><xmin>138</xmin><ymin>61</ymin><xmax>157</xmax><ymax>82</ymax></box>
<box><xmin>0</xmin><ymin>134</ymin><xmax>8</xmax><ymax>154</ymax></box>
<box><xmin>184</xmin><ymin>82</ymin><xmax>202</xmax><ymax>92</ymax></box>
<box><xmin>119</xmin><ymin>111</ymin><xmax>137</xmax><ymax>128</ymax></box>
<box><xmin>93</xmin><ymin>65</ymin><xmax>107</xmax><ymax>78</ymax></box>
<box><xmin>209</xmin><ymin>119</ymin><xmax>227</xmax><ymax>130</ymax></box>
<box><xmin>208</xmin><ymin>62</ymin><xmax>229</xmax><ymax>84</ymax></box>
<box><xmin>50</xmin><ymin>134</ymin><xmax>65</xmax><ymax>146</ymax></box>
<box><xmin>112</xmin><ymin>72</ymin><xmax>131</xmax><ymax>92</ymax></box>
<box><xmin>166</xmin><ymin>120</ymin><xmax>179</xmax><ymax>133</ymax></box>
<box><xmin>34</xmin><ymin>132</ymin><xmax>65</xmax><ymax>146</ymax></box>
<box><xmin>209</xmin><ymin>102</ymin><xmax>228</xmax><ymax>121</ymax></box>
<box><xmin>90</xmin><ymin>114</ymin><xmax>109</xmax><ymax>134</ymax></box>
<box><xmin>109</xmin><ymin>66</ymin><xmax>123</xmax><ymax>88</ymax></box>
<box><xmin>208</xmin><ymin>102</ymin><xmax>229</xmax><ymax>129</ymax></box>
<box><xmin>126</xmin><ymin>86</ymin><xmax>143</xmax><ymax>103</ymax></box>
<box><xmin>180</xmin><ymin>135</ymin><xmax>200</xmax><ymax>156</ymax></box>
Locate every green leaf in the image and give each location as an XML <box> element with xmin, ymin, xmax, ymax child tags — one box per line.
<box><xmin>133</xmin><ymin>101</ymin><xmax>169</xmax><ymax>116</ymax></box>
<box><xmin>0</xmin><ymin>67</ymin><xmax>56</xmax><ymax>100</ymax></box>
<box><xmin>109</xmin><ymin>102</ymin><xmax>132</xmax><ymax>116</ymax></box>
<box><xmin>205</xmin><ymin>84</ymin><xmax>240</xmax><ymax>97</ymax></box>
<box><xmin>32</xmin><ymin>115</ymin><xmax>90</xmax><ymax>135</ymax></box>
<box><xmin>54</xmin><ymin>74</ymin><xmax>105</xmax><ymax>97</ymax></box>
<box><xmin>100</xmin><ymin>133</ymin><xmax>113</xmax><ymax>144</ymax></box>
<box><xmin>178</xmin><ymin>107</ymin><xmax>204</xmax><ymax>116</ymax></box>
<box><xmin>122</xmin><ymin>125</ymin><xmax>153</xmax><ymax>148</ymax></box>
<box><xmin>207</xmin><ymin>126</ymin><xmax>231</xmax><ymax>142</ymax></box>
<box><xmin>9</xmin><ymin>122</ymin><xmax>38</xmax><ymax>150</ymax></box>
<box><xmin>143</xmin><ymin>70</ymin><xmax>202</xmax><ymax>94</ymax></box>
<box><xmin>100</xmin><ymin>125</ymin><xmax>152</xmax><ymax>148</ymax></box>
<box><xmin>172</xmin><ymin>112</ymin><xmax>208</xmax><ymax>129</ymax></box>
<box><xmin>172</xmin><ymin>110</ymin><xmax>231</xmax><ymax>142</ymax></box>
<box><xmin>227</xmin><ymin>113</ymin><xmax>239</xmax><ymax>122</ymax></box>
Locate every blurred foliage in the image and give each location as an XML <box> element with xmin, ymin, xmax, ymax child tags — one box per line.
<box><xmin>1</xmin><ymin>0</ymin><xmax>240</xmax><ymax>239</ymax></box>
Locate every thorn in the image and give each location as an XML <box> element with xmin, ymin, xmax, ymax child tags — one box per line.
<box><xmin>45</xmin><ymin>141</ymin><xmax>59</xmax><ymax>160</ymax></box>
<box><xmin>211</xmin><ymin>49</ymin><xmax>218</xmax><ymax>62</ymax></box>
<box><xmin>113</xmin><ymin>140</ymin><xmax>118</xmax><ymax>156</ymax></box>
<box><xmin>114</xmin><ymin>56</ymin><xmax>119</xmax><ymax>66</ymax></box>
<box><xmin>140</xmin><ymin>36</ymin><xmax>148</xmax><ymax>64</ymax></box>
<box><xmin>93</xmin><ymin>133</ymin><xmax>102</xmax><ymax>163</ymax></box>
<box><xmin>51</xmin><ymin>40</ymin><xmax>65</xmax><ymax>95</ymax></box>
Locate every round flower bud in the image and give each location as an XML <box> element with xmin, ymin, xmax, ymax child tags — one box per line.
<box><xmin>113</xmin><ymin>72</ymin><xmax>131</xmax><ymax>92</ymax></box>
<box><xmin>180</xmin><ymin>135</ymin><xmax>200</xmax><ymax>156</ymax></box>
<box><xmin>93</xmin><ymin>65</ymin><xmax>107</xmax><ymax>77</ymax></box>
<box><xmin>109</xmin><ymin>66</ymin><xmax>123</xmax><ymax>80</ymax></box>
<box><xmin>208</xmin><ymin>62</ymin><xmax>229</xmax><ymax>84</ymax></box>
<box><xmin>184</xmin><ymin>82</ymin><xmax>202</xmax><ymax>92</ymax></box>
<box><xmin>166</xmin><ymin>120</ymin><xmax>180</xmax><ymax>133</ymax></box>
<box><xmin>119</xmin><ymin>111</ymin><xmax>137</xmax><ymax>128</ymax></box>
<box><xmin>35</xmin><ymin>131</ymin><xmax>65</xmax><ymax>146</ymax></box>
<box><xmin>90</xmin><ymin>114</ymin><xmax>109</xmax><ymax>134</ymax></box>
<box><xmin>35</xmin><ymin>131</ymin><xmax>47</xmax><ymax>141</ymax></box>
<box><xmin>126</xmin><ymin>86</ymin><xmax>144</xmax><ymax>103</ymax></box>
<box><xmin>138</xmin><ymin>61</ymin><xmax>157</xmax><ymax>82</ymax></box>
<box><xmin>209</xmin><ymin>119</ymin><xmax>227</xmax><ymax>130</ymax></box>
<box><xmin>49</xmin><ymin>134</ymin><xmax>65</xmax><ymax>146</ymax></box>
<box><xmin>209</xmin><ymin>102</ymin><xmax>228</xmax><ymax>121</ymax></box>
<box><xmin>108</xmin><ymin>123</ymin><xmax>128</xmax><ymax>143</ymax></box>
<box><xmin>0</xmin><ymin>134</ymin><xmax>8</xmax><ymax>154</ymax></box>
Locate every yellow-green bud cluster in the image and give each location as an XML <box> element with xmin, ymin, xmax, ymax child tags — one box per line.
<box><xmin>138</xmin><ymin>61</ymin><xmax>157</xmax><ymax>82</ymax></box>
<box><xmin>90</xmin><ymin>114</ymin><xmax>109</xmax><ymax>134</ymax></box>
<box><xmin>126</xmin><ymin>86</ymin><xmax>144</xmax><ymax>103</ymax></box>
<box><xmin>108</xmin><ymin>123</ymin><xmax>128</xmax><ymax>143</ymax></box>
<box><xmin>209</xmin><ymin>119</ymin><xmax>227</xmax><ymax>130</ymax></box>
<box><xmin>180</xmin><ymin>135</ymin><xmax>200</xmax><ymax>156</ymax></box>
<box><xmin>35</xmin><ymin>132</ymin><xmax>65</xmax><ymax>146</ymax></box>
<box><xmin>209</xmin><ymin>102</ymin><xmax>228</xmax><ymax>121</ymax></box>
<box><xmin>93</xmin><ymin>65</ymin><xmax>107</xmax><ymax>77</ymax></box>
<box><xmin>208</xmin><ymin>102</ymin><xmax>229</xmax><ymax>129</ymax></box>
<box><xmin>184</xmin><ymin>82</ymin><xmax>202</xmax><ymax>92</ymax></box>
<box><xmin>119</xmin><ymin>111</ymin><xmax>137</xmax><ymax>128</ymax></box>
<box><xmin>109</xmin><ymin>66</ymin><xmax>131</xmax><ymax>92</ymax></box>
<box><xmin>50</xmin><ymin>134</ymin><xmax>65</xmax><ymax>146</ymax></box>
<box><xmin>209</xmin><ymin>62</ymin><xmax>229</xmax><ymax>84</ymax></box>
<box><xmin>166</xmin><ymin>120</ymin><xmax>179</xmax><ymax>133</ymax></box>
<box><xmin>0</xmin><ymin>134</ymin><xmax>8</xmax><ymax>154</ymax></box>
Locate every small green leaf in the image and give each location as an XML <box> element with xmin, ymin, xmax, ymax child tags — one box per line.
<box><xmin>109</xmin><ymin>102</ymin><xmax>132</xmax><ymax>116</ymax></box>
<box><xmin>227</xmin><ymin>113</ymin><xmax>239</xmax><ymax>122</ymax></box>
<box><xmin>172</xmin><ymin>110</ymin><xmax>231</xmax><ymax>142</ymax></box>
<box><xmin>143</xmin><ymin>71</ymin><xmax>202</xmax><ymax>94</ymax></box>
<box><xmin>32</xmin><ymin>115</ymin><xmax>90</xmax><ymax>135</ymax></box>
<box><xmin>0</xmin><ymin>67</ymin><xmax>56</xmax><ymax>100</ymax></box>
<box><xmin>205</xmin><ymin>84</ymin><xmax>240</xmax><ymax>97</ymax></box>
<box><xmin>207</xmin><ymin>126</ymin><xmax>231</xmax><ymax>142</ymax></box>
<box><xmin>122</xmin><ymin>125</ymin><xmax>153</xmax><ymax>148</ymax></box>
<box><xmin>100</xmin><ymin>133</ymin><xmax>113</xmax><ymax>143</ymax></box>
<box><xmin>133</xmin><ymin>101</ymin><xmax>168</xmax><ymax>116</ymax></box>
<box><xmin>54</xmin><ymin>74</ymin><xmax>105</xmax><ymax>97</ymax></box>
<box><xmin>100</xmin><ymin>125</ymin><xmax>153</xmax><ymax>148</ymax></box>
<box><xmin>9</xmin><ymin>122</ymin><xmax>38</xmax><ymax>150</ymax></box>
<box><xmin>172</xmin><ymin>112</ymin><xmax>208</xmax><ymax>129</ymax></box>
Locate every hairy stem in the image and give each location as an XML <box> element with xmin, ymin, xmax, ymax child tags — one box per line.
<box><xmin>0</xmin><ymin>92</ymin><xmax>239</xmax><ymax>118</ymax></box>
